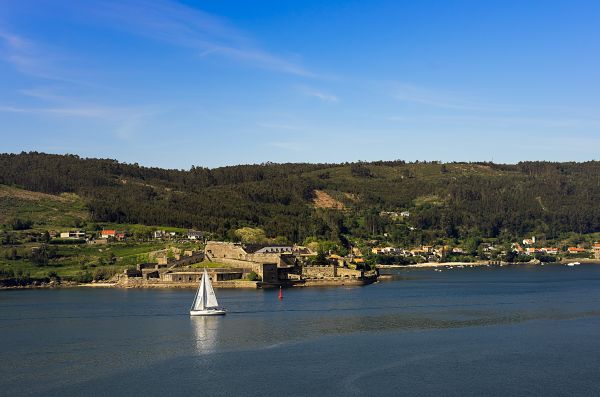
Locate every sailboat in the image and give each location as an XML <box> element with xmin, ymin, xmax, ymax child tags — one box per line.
<box><xmin>190</xmin><ymin>269</ymin><xmax>226</xmax><ymax>316</ymax></box>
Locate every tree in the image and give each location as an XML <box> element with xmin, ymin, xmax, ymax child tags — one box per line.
<box><xmin>30</xmin><ymin>245</ymin><xmax>53</xmax><ymax>266</ymax></box>
<box><xmin>11</xmin><ymin>218</ymin><xmax>33</xmax><ymax>231</ymax></box>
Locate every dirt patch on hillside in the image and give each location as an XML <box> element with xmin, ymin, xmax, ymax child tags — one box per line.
<box><xmin>313</xmin><ymin>190</ymin><xmax>345</xmax><ymax>209</ymax></box>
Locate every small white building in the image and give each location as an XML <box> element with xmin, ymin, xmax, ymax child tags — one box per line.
<box><xmin>522</xmin><ymin>236</ymin><xmax>536</xmax><ymax>245</ymax></box>
<box><xmin>60</xmin><ymin>231</ymin><xmax>86</xmax><ymax>239</ymax></box>
<box><xmin>187</xmin><ymin>231</ymin><xmax>203</xmax><ymax>240</ymax></box>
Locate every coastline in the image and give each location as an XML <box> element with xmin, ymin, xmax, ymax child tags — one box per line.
<box><xmin>378</xmin><ymin>261</ymin><xmax>491</xmax><ymax>269</ymax></box>
<box><xmin>379</xmin><ymin>259</ymin><xmax>600</xmax><ymax>269</ymax></box>
<box><xmin>1</xmin><ymin>275</ymin><xmax>379</xmax><ymax>290</ymax></box>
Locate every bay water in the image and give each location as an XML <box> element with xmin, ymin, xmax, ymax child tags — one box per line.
<box><xmin>2</xmin><ymin>264</ymin><xmax>600</xmax><ymax>396</ymax></box>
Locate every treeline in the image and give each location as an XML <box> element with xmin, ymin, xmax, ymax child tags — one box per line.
<box><xmin>2</xmin><ymin>152</ymin><xmax>600</xmax><ymax>245</ymax></box>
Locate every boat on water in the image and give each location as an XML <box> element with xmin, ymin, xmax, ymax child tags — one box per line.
<box><xmin>190</xmin><ymin>269</ymin><xmax>226</xmax><ymax>316</ymax></box>
<box><xmin>566</xmin><ymin>262</ymin><xmax>581</xmax><ymax>267</ymax></box>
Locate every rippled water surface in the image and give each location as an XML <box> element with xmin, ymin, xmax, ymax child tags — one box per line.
<box><xmin>2</xmin><ymin>264</ymin><xmax>600</xmax><ymax>396</ymax></box>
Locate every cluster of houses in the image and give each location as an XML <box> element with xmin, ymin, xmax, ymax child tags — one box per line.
<box><xmin>370</xmin><ymin>244</ymin><xmax>498</xmax><ymax>261</ymax></box>
<box><xmin>513</xmin><ymin>236</ymin><xmax>600</xmax><ymax>258</ymax></box>
<box><xmin>379</xmin><ymin>210</ymin><xmax>410</xmax><ymax>220</ymax></box>
<box><xmin>369</xmin><ymin>237</ymin><xmax>600</xmax><ymax>261</ymax></box>
<box><xmin>53</xmin><ymin>229</ymin><xmax>204</xmax><ymax>243</ymax></box>
<box><xmin>56</xmin><ymin>229</ymin><xmax>125</xmax><ymax>241</ymax></box>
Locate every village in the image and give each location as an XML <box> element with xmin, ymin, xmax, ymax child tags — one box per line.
<box><xmin>5</xmin><ymin>224</ymin><xmax>600</xmax><ymax>290</ymax></box>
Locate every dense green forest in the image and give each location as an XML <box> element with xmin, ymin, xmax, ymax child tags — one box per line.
<box><xmin>2</xmin><ymin>152</ymin><xmax>600</xmax><ymax>246</ymax></box>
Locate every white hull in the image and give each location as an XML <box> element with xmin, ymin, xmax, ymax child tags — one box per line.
<box><xmin>190</xmin><ymin>309</ymin><xmax>226</xmax><ymax>316</ymax></box>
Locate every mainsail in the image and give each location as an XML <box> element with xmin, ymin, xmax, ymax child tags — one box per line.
<box><xmin>191</xmin><ymin>269</ymin><xmax>219</xmax><ymax>311</ymax></box>
<box><xmin>204</xmin><ymin>271</ymin><xmax>219</xmax><ymax>308</ymax></box>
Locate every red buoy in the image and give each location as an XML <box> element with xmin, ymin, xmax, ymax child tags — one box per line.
<box><xmin>278</xmin><ymin>286</ymin><xmax>283</xmax><ymax>300</ymax></box>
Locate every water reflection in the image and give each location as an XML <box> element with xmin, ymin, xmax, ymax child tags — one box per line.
<box><xmin>190</xmin><ymin>316</ymin><xmax>223</xmax><ymax>355</ymax></box>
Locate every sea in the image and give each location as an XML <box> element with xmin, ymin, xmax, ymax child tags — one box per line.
<box><xmin>1</xmin><ymin>263</ymin><xmax>600</xmax><ymax>396</ymax></box>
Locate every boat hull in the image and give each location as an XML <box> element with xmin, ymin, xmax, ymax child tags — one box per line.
<box><xmin>190</xmin><ymin>309</ymin><xmax>226</xmax><ymax>316</ymax></box>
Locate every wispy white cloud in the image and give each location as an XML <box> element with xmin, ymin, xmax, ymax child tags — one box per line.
<box><xmin>81</xmin><ymin>0</ymin><xmax>312</xmax><ymax>76</ymax></box>
<box><xmin>0</xmin><ymin>104</ymin><xmax>109</xmax><ymax>118</ymax></box>
<box><xmin>0</xmin><ymin>30</ymin><xmax>86</xmax><ymax>84</ymax></box>
<box><xmin>429</xmin><ymin>114</ymin><xmax>600</xmax><ymax>130</ymax></box>
<box><xmin>389</xmin><ymin>82</ymin><xmax>513</xmax><ymax>111</ymax></box>
<box><xmin>299</xmin><ymin>86</ymin><xmax>339</xmax><ymax>102</ymax></box>
<box><xmin>0</xmin><ymin>98</ymin><xmax>156</xmax><ymax>141</ymax></box>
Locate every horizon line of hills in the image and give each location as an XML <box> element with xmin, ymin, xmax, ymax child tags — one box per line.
<box><xmin>2</xmin><ymin>152</ymin><xmax>600</xmax><ymax>246</ymax></box>
<box><xmin>3</xmin><ymin>151</ymin><xmax>600</xmax><ymax>171</ymax></box>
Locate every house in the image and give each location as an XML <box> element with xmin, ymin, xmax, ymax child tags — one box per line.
<box><xmin>511</xmin><ymin>242</ymin><xmax>525</xmax><ymax>253</ymax></box>
<box><xmin>540</xmin><ymin>247</ymin><xmax>558</xmax><ymax>255</ymax></box>
<box><xmin>59</xmin><ymin>231</ymin><xmax>86</xmax><ymax>239</ymax></box>
<box><xmin>526</xmin><ymin>247</ymin><xmax>539</xmax><ymax>255</ymax></box>
<box><xmin>567</xmin><ymin>247</ymin><xmax>586</xmax><ymax>254</ymax></box>
<box><xmin>187</xmin><ymin>231</ymin><xmax>203</xmax><ymax>240</ymax></box>
<box><xmin>153</xmin><ymin>230</ymin><xmax>166</xmax><ymax>239</ymax></box>
<box><xmin>379</xmin><ymin>211</ymin><xmax>399</xmax><ymax>219</ymax></box>
<box><xmin>400</xmin><ymin>211</ymin><xmax>410</xmax><ymax>218</ymax></box>
<box><xmin>593</xmin><ymin>243</ymin><xmax>600</xmax><ymax>259</ymax></box>
<box><xmin>116</xmin><ymin>232</ymin><xmax>126</xmax><ymax>241</ymax></box>
<box><xmin>254</xmin><ymin>246</ymin><xmax>294</xmax><ymax>254</ymax></box>
<box><xmin>371</xmin><ymin>247</ymin><xmax>385</xmax><ymax>255</ymax></box>
<box><xmin>381</xmin><ymin>247</ymin><xmax>402</xmax><ymax>255</ymax></box>
<box><xmin>100</xmin><ymin>230</ymin><xmax>116</xmax><ymax>239</ymax></box>
<box><xmin>452</xmin><ymin>247</ymin><xmax>466</xmax><ymax>254</ymax></box>
<box><xmin>522</xmin><ymin>237</ymin><xmax>536</xmax><ymax>246</ymax></box>
<box><xmin>540</xmin><ymin>247</ymin><xmax>559</xmax><ymax>255</ymax></box>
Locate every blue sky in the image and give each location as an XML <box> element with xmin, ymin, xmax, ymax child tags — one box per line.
<box><xmin>1</xmin><ymin>0</ymin><xmax>599</xmax><ymax>169</ymax></box>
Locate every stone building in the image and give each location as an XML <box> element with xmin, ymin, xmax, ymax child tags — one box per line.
<box><xmin>161</xmin><ymin>268</ymin><xmax>244</xmax><ymax>283</ymax></box>
<box><xmin>204</xmin><ymin>241</ymin><xmax>305</xmax><ymax>281</ymax></box>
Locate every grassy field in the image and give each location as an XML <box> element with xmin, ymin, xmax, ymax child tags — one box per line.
<box><xmin>0</xmin><ymin>240</ymin><xmax>203</xmax><ymax>280</ymax></box>
<box><xmin>0</xmin><ymin>183</ymin><xmax>207</xmax><ymax>281</ymax></box>
<box><xmin>0</xmin><ymin>185</ymin><xmax>88</xmax><ymax>230</ymax></box>
<box><xmin>190</xmin><ymin>261</ymin><xmax>234</xmax><ymax>269</ymax></box>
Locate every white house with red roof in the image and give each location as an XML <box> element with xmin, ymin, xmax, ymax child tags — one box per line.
<box><xmin>100</xmin><ymin>229</ymin><xmax>116</xmax><ymax>239</ymax></box>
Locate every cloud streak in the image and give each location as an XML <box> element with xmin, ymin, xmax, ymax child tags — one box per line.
<box><xmin>299</xmin><ymin>86</ymin><xmax>339</xmax><ymax>102</ymax></box>
<box><xmin>390</xmin><ymin>82</ymin><xmax>514</xmax><ymax>111</ymax></box>
<box><xmin>81</xmin><ymin>0</ymin><xmax>312</xmax><ymax>76</ymax></box>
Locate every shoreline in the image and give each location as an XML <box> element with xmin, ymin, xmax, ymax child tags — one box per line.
<box><xmin>379</xmin><ymin>259</ymin><xmax>600</xmax><ymax>269</ymax></box>
<box><xmin>378</xmin><ymin>261</ymin><xmax>491</xmax><ymax>269</ymax></box>
<box><xmin>1</xmin><ymin>277</ymin><xmax>377</xmax><ymax>290</ymax></box>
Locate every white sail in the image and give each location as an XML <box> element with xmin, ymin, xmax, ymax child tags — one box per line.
<box><xmin>192</xmin><ymin>272</ymin><xmax>206</xmax><ymax>311</ymax></box>
<box><xmin>191</xmin><ymin>269</ymin><xmax>219</xmax><ymax>311</ymax></box>
<box><xmin>190</xmin><ymin>269</ymin><xmax>225</xmax><ymax>315</ymax></box>
<box><xmin>204</xmin><ymin>270</ymin><xmax>219</xmax><ymax>308</ymax></box>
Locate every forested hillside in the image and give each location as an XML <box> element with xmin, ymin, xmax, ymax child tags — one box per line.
<box><xmin>2</xmin><ymin>152</ymin><xmax>600</xmax><ymax>245</ymax></box>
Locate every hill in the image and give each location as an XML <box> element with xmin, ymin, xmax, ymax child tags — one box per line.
<box><xmin>1</xmin><ymin>152</ymin><xmax>600</xmax><ymax>246</ymax></box>
<box><xmin>0</xmin><ymin>184</ymin><xmax>88</xmax><ymax>229</ymax></box>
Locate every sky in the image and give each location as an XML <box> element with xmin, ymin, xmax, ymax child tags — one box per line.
<box><xmin>1</xmin><ymin>0</ymin><xmax>599</xmax><ymax>169</ymax></box>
